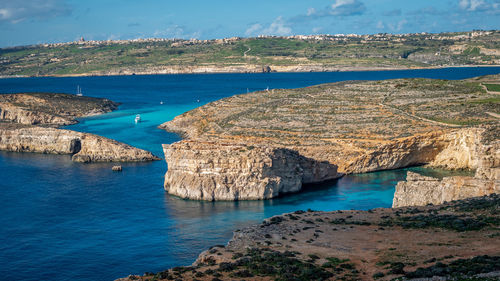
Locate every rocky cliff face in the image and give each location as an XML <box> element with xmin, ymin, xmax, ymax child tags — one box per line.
<box><xmin>393</xmin><ymin>171</ymin><xmax>498</xmax><ymax>207</ymax></box>
<box><xmin>0</xmin><ymin>92</ymin><xmax>159</xmax><ymax>162</ymax></box>
<box><xmin>163</xmin><ymin>141</ymin><xmax>339</xmax><ymax>201</ymax></box>
<box><xmin>394</xmin><ymin>126</ymin><xmax>499</xmax><ymax>207</ymax></box>
<box><xmin>160</xmin><ymin>78</ymin><xmax>499</xmax><ymax>201</ymax></box>
<box><xmin>0</xmin><ymin>102</ymin><xmax>73</xmax><ymax>125</ymax></box>
<box><xmin>0</xmin><ymin>125</ymin><xmax>159</xmax><ymax>162</ymax></box>
<box><xmin>0</xmin><ymin>93</ymin><xmax>119</xmax><ymax>126</ymax></box>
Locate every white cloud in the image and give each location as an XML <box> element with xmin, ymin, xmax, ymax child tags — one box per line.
<box><xmin>329</xmin><ymin>0</ymin><xmax>366</xmax><ymax>16</ymax></box>
<box><xmin>331</xmin><ymin>0</ymin><xmax>354</xmax><ymax>9</ymax></box>
<box><xmin>245</xmin><ymin>17</ymin><xmax>292</xmax><ymax>37</ymax></box>
<box><xmin>0</xmin><ymin>0</ymin><xmax>71</xmax><ymax>24</ymax></box>
<box><xmin>245</xmin><ymin>23</ymin><xmax>262</xmax><ymax>36</ymax></box>
<box><xmin>307</xmin><ymin>8</ymin><xmax>316</xmax><ymax>16</ymax></box>
<box><xmin>154</xmin><ymin>25</ymin><xmax>201</xmax><ymax>39</ymax></box>
<box><xmin>312</xmin><ymin>27</ymin><xmax>322</xmax><ymax>33</ymax></box>
<box><xmin>376</xmin><ymin>21</ymin><xmax>385</xmax><ymax>29</ymax></box>
<box><xmin>458</xmin><ymin>0</ymin><xmax>487</xmax><ymax>11</ymax></box>
<box><xmin>388</xmin><ymin>19</ymin><xmax>407</xmax><ymax>32</ymax></box>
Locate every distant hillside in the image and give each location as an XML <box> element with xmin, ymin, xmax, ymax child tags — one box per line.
<box><xmin>1</xmin><ymin>30</ymin><xmax>499</xmax><ymax>77</ymax></box>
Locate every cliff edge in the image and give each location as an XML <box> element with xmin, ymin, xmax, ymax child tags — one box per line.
<box><xmin>160</xmin><ymin>77</ymin><xmax>499</xmax><ymax>200</ymax></box>
<box><xmin>393</xmin><ymin>126</ymin><xmax>499</xmax><ymax>207</ymax></box>
<box><xmin>0</xmin><ymin>93</ymin><xmax>159</xmax><ymax>162</ymax></box>
<box><xmin>119</xmin><ymin>194</ymin><xmax>500</xmax><ymax>281</ymax></box>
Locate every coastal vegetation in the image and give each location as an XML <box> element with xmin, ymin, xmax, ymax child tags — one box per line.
<box><xmin>1</xmin><ymin>30</ymin><xmax>499</xmax><ymax>76</ymax></box>
<box><xmin>123</xmin><ymin>194</ymin><xmax>500</xmax><ymax>281</ymax></box>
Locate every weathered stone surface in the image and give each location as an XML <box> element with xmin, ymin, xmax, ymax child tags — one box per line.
<box><xmin>0</xmin><ymin>125</ymin><xmax>159</xmax><ymax>163</ymax></box>
<box><xmin>393</xmin><ymin>172</ymin><xmax>499</xmax><ymax>207</ymax></box>
<box><xmin>0</xmin><ymin>92</ymin><xmax>160</xmax><ymax>162</ymax></box>
<box><xmin>394</xmin><ymin>126</ymin><xmax>500</xmax><ymax>207</ymax></box>
<box><xmin>0</xmin><ymin>93</ymin><xmax>118</xmax><ymax>125</ymax></box>
<box><xmin>119</xmin><ymin>195</ymin><xmax>500</xmax><ymax>281</ymax></box>
<box><xmin>163</xmin><ymin>141</ymin><xmax>339</xmax><ymax>201</ymax></box>
<box><xmin>430</xmin><ymin>128</ymin><xmax>484</xmax><ymax>170</ymax></box>
<box><xmin>160</xmin><ymin>78</ymin><xmax>499</xmax><ymax>201</ymax></box>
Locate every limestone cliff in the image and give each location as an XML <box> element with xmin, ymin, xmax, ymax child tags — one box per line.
<box><xmin>119</xmin><ymin>195</ymin><xmax>500</xmax><ymax>281</ymax></box>
<box><xmin>0</xmin><ymin>92</ymin><xmax>159</xmax><ymax>162</ymax></box>
<box><xmin>0</xmin><ymin>93</ymin><xmax>118</xmax><ymax>125</ymax></box>
<box><xmin>0</xmin><ymin>125</ymin><xmax>159</xmax><ymax>163</ymax></box>
<box><xmin>393</xmin><ymin>172</ymin><xmax>498</xmax><ymax>207</ymax></box>
<box><xmin>163</xmin><ymin>141</ymin><xmax>339</xmax><ymax>201</ymax></box>
<box><xmin>394</xmin><ymin>126</ymin><xmax>499</xmax><ymax>207</ymax></box>
<box><xmin>160</xmin><ymin>78</ymin><xmax>499</xmax><ymax>201</ymax></box>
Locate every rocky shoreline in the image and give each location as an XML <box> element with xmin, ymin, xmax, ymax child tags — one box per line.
<box><xmin>118</xmin><ymin>194</ymin><xmax>500</xmax><ymax>281</ymax></box>
<box><xmin>159</xmin><ymin>76</ymin><xmax>499</xmax><ymax>201</ymax></box>
<box><xmin>0</xmin><ymin>92</ymin><xmax>159</xmax><ymax>162</ymax></box>
<box><xmin>1</xmin><ymin>65</ymin><xmax>499</xmax><ymax>79</ymax></box>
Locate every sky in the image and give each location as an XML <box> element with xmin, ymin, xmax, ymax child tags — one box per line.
<box><xmin>0</xmin><ymin>0</ymin><xmax>499</xmax><ymax>47</ymax></box>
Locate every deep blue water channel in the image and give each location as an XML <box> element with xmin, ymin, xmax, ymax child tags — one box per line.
<box><xmin>1</xmin><ymin>67</ymin><xmax>499</xmax><ymax>281</ymax></box>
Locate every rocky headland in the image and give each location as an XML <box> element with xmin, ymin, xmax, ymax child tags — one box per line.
<box><xmin>160</xmin><ymin>76</ymin><xmax>499</xmax><ymax>201</ymax></box>
<box><xmin>119</xmin><ymin>194</ymin><xmax>500</xmax><ymax>281</ymax></box>
<box><xmin>0</xmin><ymin>92</ymin><xmax>159</xmax><ymax>162</ymax></box>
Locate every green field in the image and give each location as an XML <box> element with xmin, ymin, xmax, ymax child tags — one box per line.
<box><xmin>484</xmin><ymin>84</ymin><xmax>500</xmax><ymax>92</ymax></box>
<box><xmin>1</xmin><ymin>30</ymin><xmax>499</xmax><ymax>76</ymax></box>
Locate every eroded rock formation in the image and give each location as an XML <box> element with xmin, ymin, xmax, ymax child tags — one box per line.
<box><xmin>0</xmin><ymin>92</ymin><xmax>159</xmax><ymax>162</ymax></box>
<box><xmin>0</xmin><ymin>125</ymin><xmax>159</xmax><ymax>162</ymax></box>
<box><xmin>160</xmin><ymin>78</ymin><xmax>499</xmax><ymax>201</ymax></box>
<box><xmin>394</xmin><ymin>126</ymin><xmax>499</xmax><ymax>207</ymax></box>
<box><xmin>163</xmin><ymin>141</ymin><xmax>339</xmax><ymax>200</ymax></box>
<box><xmin>0</xmin><ymin>93</ymin><xmax>118</xmax><ymax>125</ymax></box>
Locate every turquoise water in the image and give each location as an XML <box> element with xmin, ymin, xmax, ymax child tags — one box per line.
<box><xmin>0</xmin><ymin>67</ymin><xmax>499</xmax><ymax>281</ymax></box>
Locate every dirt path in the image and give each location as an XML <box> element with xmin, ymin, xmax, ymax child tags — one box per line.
<box><xmin>480</xmin><ymin>83</ymin><xmax>500</xmax><ymax>95</ymax></box>
<box><xmin>243</xmin><ymin>46</ymin><xmax>251</xmax><ymax>57</ymax></box>
<box><xmin>486</xmin><ymin>111</ymin><xmax>500</xmax><ymax>119</ymax></box>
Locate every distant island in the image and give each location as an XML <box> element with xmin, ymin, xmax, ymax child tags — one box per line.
<box><xmin>1</xmin><ymin>30</ymin><xmax>499</xmax><ymax>77</ymax></box>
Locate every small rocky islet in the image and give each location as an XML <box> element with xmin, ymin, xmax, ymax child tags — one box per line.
<box><xmin>0</xmin><ymin>92</ymin><xmax>159</xmax><ymax>162</ymax></box>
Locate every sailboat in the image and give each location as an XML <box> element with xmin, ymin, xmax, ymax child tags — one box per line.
<box><xmin>134</xmin><ymin>114</ymin><xmax>141</xmax><ymax>123</ymax></box>
<box><xmin>76</xmin><ymin>85</ymin><xmax>83</xmax><ymax>96</ymax></box>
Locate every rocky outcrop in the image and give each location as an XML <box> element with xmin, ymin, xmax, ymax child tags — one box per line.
<box><xmin>0</xmin><ymin>125</ymin><xmax>159</xmax><ymax>163</ymax></box>
<box><xmin>0</xmin><ymin>93</ymin><xmax>119</xmax><ymax>126</ymax></box>
<box><xmin>163</xmin><ymin>141</ymin><xmax>340</xmax><ymax>201</ymax></box>
<box><xmin>429</xmin><ymin>128</ymin><xmax>484</xmax><ymax>170</ymax></box>
<box><xmin>0</xmin><ymin>92</ymin><xmax>159</xmax><ymax>162</ymax></box>
<box><xmin>344</xmin><ymin>132</ymin><xmax>447</xmax><ymax>174</ymax></box>
<box><xmin>0</xmin><ymin>102</ymin><xmax>72</xmax><ymax>125</ymax></box>
<box><xmin>394</xmin><ymin>127</ymin><xmax>500</xmax><ymax>207</ymax></box>
<box><xmin>393</xmin><ymin>172</ymin><xmax>499</xmax><ymax>207</ymax></box>
<box><xmin>119</xmin><ymin>195</ymin><xmax>500</xmax><ymax>281</ymax></box>
<box><xmin>160</xmin><ymin>78</ymin><xmax>499</xmax><ymax>201</ymax></box>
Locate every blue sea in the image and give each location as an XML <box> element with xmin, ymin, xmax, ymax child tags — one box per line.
<box><xmin>0</xmin><ymin>67</ymin><xmax>499</xmax><ymax>281</ymax></box>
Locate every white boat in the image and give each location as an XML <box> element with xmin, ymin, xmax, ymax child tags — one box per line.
<box><xmin>76</xmin><ymin>85</ymin><xmax>83</xmax><ymax>96</ymax></box>
<box><xmin>134</xmin><ymin>114</ymin><xmax>141</xmax><ymax>123</ymax></box>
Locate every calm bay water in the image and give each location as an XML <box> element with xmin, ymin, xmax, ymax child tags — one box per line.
<box><xmin>0</xmin><ymin>67</ymin><xmax>499</xmax><ymax>281</ymax></box>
